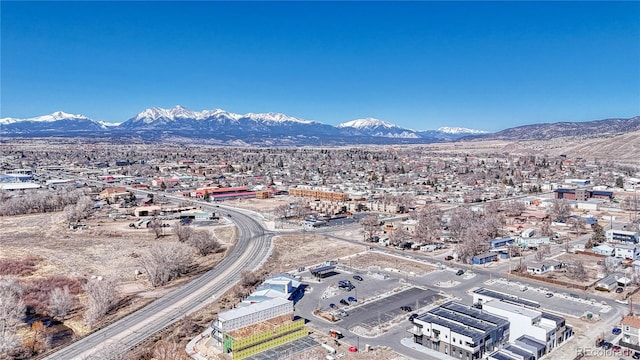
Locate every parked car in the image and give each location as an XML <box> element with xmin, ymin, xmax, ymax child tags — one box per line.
<box><xmin>445</xmin><ymin>255</ymin><xmax>454</xmax><ymax>261</ymax></box>
<box><xmin>633</xmin><ymin>352</ymin><xmax>640</xmax><ymax>360</ymax></box>
<box><xmin>329</xmin><ymin>303</ymin><xmax>336</xmax><ymax>309</ymax></box>
<box><xmin>353</xmin><ymin>275</ymin><xmax>363</xmax><ymax>281</ymax></box>
<box><xmin>616</xmin><ymin>287</ymin><xmax>624</xmax><ymax>293</ymax></box>
<box><xmin>338</xmin><ymin>309</ymin><xmax>348</xmax><ymax>317</ymax></box>
<box><xmin>408</xmin><ymin>314</ymin><xmax>418</xmax><ymax>322</ymax></box>
<box><xmin>612</xmin><ymin>345</ymin><xmax>620</xmax><ymax>352</ymax></box>
<box><xmin>545</xmin><ymin>292</ymin><xmax>554</xmax><ymax>298</ymax></box>
<box><xmin>401</xmin><ymin>306</ymin><xmax>412</xmax><ymax>312</ymax></box>
<box><xmin>347</xmin><ymin>296</ymin><xmax>357</xmax><ymax>302</ymax></box>
<box><xmin>613</xmin><ymin>327</ymin><xmax>622</xmax><ymax>335</ymax></box>
<box><xmin>340</xmin><ymin>299</ymin><xmax>349</xmax><ymax>306</ymax></box>
<box><xmin>602</xmin><ymin>341</ymin><xmax>613</xmax><ymax>350</ymax></box>
<box><xmin>455</xmin><ymin>269</ymin><xmax>465</xmax><ymax>276</ymax></box>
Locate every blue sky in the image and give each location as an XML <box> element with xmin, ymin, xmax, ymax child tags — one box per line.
<box><xmin>2</xmin><ymin>1</ymin><xmax>639</xmax><ymax>131</ymax></box>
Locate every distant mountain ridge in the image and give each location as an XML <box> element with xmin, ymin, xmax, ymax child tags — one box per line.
<box><xmin>1</xmin><ymin>106</ymin><xmax>637</xmax><ymax>145</ymax></box>
<box><xmin>483</xmin><ymin>116</ymin><xmax>640</xmax><ymax>140</ymax></box>
<box><xmin>1</xmin><ymin>106</ymin><xmax>485</xmax><ymax>145</ymax></box>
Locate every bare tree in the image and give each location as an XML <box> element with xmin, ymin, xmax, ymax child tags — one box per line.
<box><xmin>240</xmin><ymin>270</ymin><xmax>262</xmax><ymax>288</ymax></box>
<box><xmin>151</xmin><ymin>339</ymin><xmax>191</xmax><ymax>360</ymax></box>
<box><xmin>414</xmin><ymin>206</ymin><xmax>442</xmax><ymax>244</ymax></box>
<box><xmin>389</xmin><ymin>226</ymin><xmax>407</xmax><ymax>246</ymax></box>
<box><xmin>140</xmin><ymin>243</ymin><xmax>194</xmax><ymax>287</ymax></box>
<box><xmin>503</xmin><ymin>200</ymin><xmax>525</xmax><ymax>217</ymax></box>
<box><xmin>455</xmin><ymin>224</ymin><xmax>490</xmax><ymax>264</ymax></box>
<box><xmin>48</xmin><ymin>286</ymin><xmax>73</xmax><ymax>320</ymax></box>
<box><xmin>83</xmin><ymin>278</ymin><xmax>118</xmax><ymax>329</ymax></box>
<box><xmin>568</xmin><ymin>216</ymin><xmax>587</xmax><ymax>234</ymax></box>
<box><xmin>448</xmin><ymin>207</ymin><xmax>475</xmax><ymax>242</ymax></box>
<box><xmin>173</xmin><ymin>222</ymin><xmax>194</xmax><ymax>243</ymax></box>
<box><xmin>187</xmin><ymin>230</ymin><xmax>223</xmax><ymax>256</ymax></box>
<box><xmin>567</xmin><ymin>261</ymin><xmax>588</xmax><ymax>281</ymax></box>
<box><xmin>360</xmin><ymin>215</ymin><xmax>379</xmax><ymax>241</ymax></box>
<box><xmin>539</xmin><ymin>220</ymin><xmax>553</xmax><ymax>237</ymax></box>
<box><xmin>0</xmin><ymin>277</ymin><xmax>25</xmax><ymax>354</ymax></box>
<box><xmin>551</xmin><ymin>199</ymin><xmax>571</xmax><ymax>221</ymax></box>
<box><xmin>148</xmin><ymin>219</ymin><xmax>164</xmax><ymax>239</ymax></box>
<box><xmin>273</xmin><ymin>204</ymin><xmax>290</xmax><ymax>220</ymax></box>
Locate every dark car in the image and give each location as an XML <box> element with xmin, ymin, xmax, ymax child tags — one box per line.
<box><xmin>340</xmin><ymin>299</ymin><xmax>349</xmax><ymax>306</ymax></box>
<box><xmin>616</xmin><ymin>287</ymin><xmax>624</xmax><ymax>293</ymax></box>
<box><xmin>456</xmin><ymin>269</ymin><xmax>465</xmax><ymax>276</ymax></box>
<box><xmin>408</xmin><ymin>314</ymin><xmax>419</xmax><ymax>322</ymax></box>
<box><xmin>329</xmin><ymin>303</ymin><xmax>336</xmax><ymax>309</ymax></box>
<box><xmin>602</xmin><ymin>342</ymin><xmax>613</xmax><ymax>350</ymax></box>
<box><xmin>401</xmin><ymin>306</ymin><xmax>412</xmax><ymax>312</ymax></box>
<box><xmin>445</xmin><ymin>255</ymin><xmax>454</xmax><ymax>261</ymax></box>
<box><xmin>545</xmin><ymin>292</ymin><xmax>554</xmax><ymax>298</ymax></box>
<box><xmin>633</xmin><ymin>352</ymin><xmax>640</xmax><ymax>360</ymax></box>
<box><xmin>353</xmin><ymin>275</ymin><xmax>363</xmax><ymax>281</ymax></box>
<box><xmin>613</xmin><ymin>327</ymin><xmax>622</xmax><ymax>335</ymax></box>
<box><xmin>348</xmin><ymin>296</ymin><xmax>357</xmax><ymax>302</ymax></box>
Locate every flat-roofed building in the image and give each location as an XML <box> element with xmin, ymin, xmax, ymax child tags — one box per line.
<box><xmin>408</xmin><ymin>301</ymin><xmax>510</xmax><ymax>359</ymax></box>
<box><xmin>481</xmin><ymin>299</ymin><xmax>572</xmax><ymax>354</ymax></box>
<box><xmin>607</xmin><ymin>229</ymin><xmax>639</xmax><ymax>244</ymax></box>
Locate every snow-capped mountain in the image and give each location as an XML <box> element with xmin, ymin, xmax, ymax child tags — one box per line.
<box><xmin>337</xmin><ymin>118</ymin><xmax>420</xmax><ymax>138</ymax></box>
<box><xmin>1</xmin><ymin>105</ymin><xmax>490</xmax><ymax>145</ymax></box>
<box><xmin>0</xmin><ymin>111</ymin><xmax>107</xmax><ymax>133</ymax></box>
<box><xmin>337</xmin><ymin>118</ymin><xmax>399</xmax><ymax>129</ymax></box>
<box><xmin>437</xmin><ymin>126</ymin><xmax>488</xmax><ymax>134</ymax></box>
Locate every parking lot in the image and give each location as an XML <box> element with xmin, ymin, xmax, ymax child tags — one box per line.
<box><xmin>484</xmin><ymin>279</ymin><xmax>608</xmax><ymax>318</ymax></box>
<box><xmin>339</xmin><ymin>287</ymin><xmax>444</xmax><ymax>331</ymax></box>
<box><xmin>295</xmin><ymin>267</ymin><xmax>446</xmax><ymax>339</ymax></box>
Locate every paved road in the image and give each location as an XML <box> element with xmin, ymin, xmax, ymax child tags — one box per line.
<box><xmin>45</xmin><ymin>194</ymin><xmax>273</xmax><ymax>359</ymax></box>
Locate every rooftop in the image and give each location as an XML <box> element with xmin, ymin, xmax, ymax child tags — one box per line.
<box><xmin>473</xmin><ymin>287</ymin><xmax>540</xmax><ymax>309</ymax></box>
<box><xmin>622</xmin><ymin>315</ymin><xmax>640</xmax><ymax>329</ymax></box>
<box><xmin>218</xmin><ymin>297</ymin><xmax>291</xmax><ymax>322</ymax></box>
<box><xmin>482</xmin><ymin>299</ymin><xmax>541</xmax><ymax>320</ymax></box>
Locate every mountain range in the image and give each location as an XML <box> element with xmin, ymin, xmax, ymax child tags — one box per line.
<box><xmin>1</xmin><ymin>106</ymin><xmax>638</xmax><ymax>146</ymax></box>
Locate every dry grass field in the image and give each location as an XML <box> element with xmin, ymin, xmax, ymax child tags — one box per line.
<box><xmin>263</xmin><ymin>234</ymin><xmax>367</xmax><ymax>274</ymax></box>
<box><xmin>347</xmin><ymin>251</ymin><xmax>436</xmax><ymax>276</ymax></box>
<box><xmin>424</xmin><ymin>131</ymin><xmax>640</xmax><ymax>165</ymax></box>
<box><xmin>0</xmin><ymin>209</ymin><xmax>237</xmax><ymax>343</ymax></box>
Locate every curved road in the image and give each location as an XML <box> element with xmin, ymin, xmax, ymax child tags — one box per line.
<box><xmin>45</xmin><ymin>200</ymin><xmax>273</xmax><ymax>360</ymax></box>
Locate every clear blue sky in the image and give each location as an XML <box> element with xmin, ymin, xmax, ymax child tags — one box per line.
<box><xmin>2</xmin><ymin>1</ymin><xmax>639</xmax><ymax>131</ymax></box>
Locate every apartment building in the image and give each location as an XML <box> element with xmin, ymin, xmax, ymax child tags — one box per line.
<box><xmin>481</xmin><ymin>299</ymin><xmax>571</xmax><ymax>354</ymax></box>
<box><xmin>408</xmin><ymin>301</ymin><xmax>510</xmax><ymax>359</ymax></box>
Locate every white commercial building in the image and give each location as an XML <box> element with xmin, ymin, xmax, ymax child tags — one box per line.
<box><xmin>606</xmin><ymin>229</ymin><xmax>639</xmax><ymax>244</ymax></box>
<box><xmin>481</xmin><ymin>299</ymin><xmax>570</xmax><ymax>353</ymax></box>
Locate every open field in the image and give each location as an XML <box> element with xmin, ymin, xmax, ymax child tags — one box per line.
<box><xmin>264</xmin><ymin>234</ymin><xmax>368</xmax><ymax>274</ymax></box>
<box><xmin>346</xmin><ymin>251</ymin><xmax>436</xmax><ymax>276</ymax></box>
<box><xmin>0</xmin><ymin>209</ymin><xmax>236</xmax><ymax>344</ymax></box>
<box><xmin>423</xmin><ymin>131</ymin><xmax>640</xmax><ymax>165</ymax></box>
<box><xmin>0</xmin><ymin>211</ymin><xmax>235</xmax><ymax>288</ymax></box>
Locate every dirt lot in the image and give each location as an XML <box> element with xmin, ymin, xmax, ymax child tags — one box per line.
<box><xmin>0</xmin><ymin>211</ymin><xmax>236</xmax><ymax>287</ymax></box>
<box><xmin>346</xmin><ymin>252</ymin><xmax>436</xmax><ymax>276</ymax></box>
<box><xmin>0</xmin><ymin>209</ymin><xmax>237</xmax><ymax>343</ymax></box>
<box><xmin>220</xmin><ymin>196</ymin><xmax>292</xmax><ymax>213</ymax></box>
<box><xmin>543</xmin><ymin>253</ymin><xmax>601</xmax><ymax>287</ymax></box>
<box><xmin>263</xmin><ymin>234</ymin><xmax>367</xmax><ymax>274</ymax></box>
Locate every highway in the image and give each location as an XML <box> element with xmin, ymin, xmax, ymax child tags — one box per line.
<box><xmin>44</xmin><ymin>194</ymin><xmax>273</xmax><ymax>360</ymax></box>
